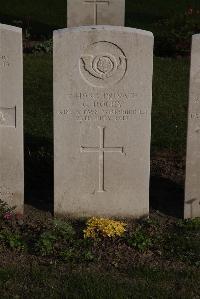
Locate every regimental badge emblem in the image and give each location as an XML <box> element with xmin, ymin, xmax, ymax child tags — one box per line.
<box><xmin>80</xmin><ymin>41</ymin><xmax>127</xmax><ymax>88</ymax></box>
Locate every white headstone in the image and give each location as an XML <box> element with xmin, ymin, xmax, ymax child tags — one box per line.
<box><xmin>0</xmin><ymin>24</ymin><xmax>24</xmax><ymax>213</ymax></box>
<box><xmin>67</xmin><ymin>0</ymin><xmax>125</xmax><ymax>27</ymax></box>
<box><xmin>185</xmin><ymin>34</ymin><xmax>200</xmax><ymax>219</ymax></box>
<box><xmin>54</xmin><ymin>26</ymin><xmax>153</xmax><ymax>218</ymax></box>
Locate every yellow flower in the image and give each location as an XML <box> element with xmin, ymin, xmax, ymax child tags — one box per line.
<box><xmin>83</xmin><ymin>217</ymin><xmax>127</xmax><ymax>239</ymax></box>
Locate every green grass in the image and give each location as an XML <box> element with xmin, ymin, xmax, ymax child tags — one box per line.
<box><xmin>24</xmin><ymin>54</ymin><xmax>52</xmax><ymax>140</ymax></box>
<box><xmin>125</xmin><ymin>0</ymin><xmax>199</xmax><ymax>30</ymax></box>
<box><xmin>0</xmin><ymin>0</ymin><xmax>66</xmax><ymax>38</ymax></box>
<box><xmin>0</xmin><ymin>0</ymin><xmax>66</xmax><ymax>28</ymax></box>
<box><xmin>23</xmin><ymin>54</ymin><xmax>189</xmax><ymax>154</ymax></box>
<box><xmin>0</xmin><ymin>265</ymin><xmax>199</xmax><ymax>298</ymax></box>
<box><xmin>152</xmin><ymin>57</ymin><xmax>189</xmax><ymax>152</ymax></box>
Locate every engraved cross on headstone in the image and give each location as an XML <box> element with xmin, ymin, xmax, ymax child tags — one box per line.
<box><xmin>81</xmin><ymin>126</ymin><xmax>124</xmax><ymax>192</ymax></box>
<box><xmin>84</xmin><ymin>0</ymin><xmax>110</xmax><ymax>25</ymax></box>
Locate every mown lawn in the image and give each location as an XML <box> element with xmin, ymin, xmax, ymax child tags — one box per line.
<box><xmin>24</xmin><ymin>54</ymin><xmax>53</xmax><ymax>140</ymax></box>
<box><xmin>152</xmin><ymin>57</ymin><xmax>189</xmax><ymax>152</ymax></box>
<box><xmin>0</xmin><ymin>265</ymin><xmax>199</xmax><ymax>299</ymax></box>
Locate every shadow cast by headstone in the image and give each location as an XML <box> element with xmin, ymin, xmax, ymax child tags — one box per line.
<box><xmin>0</xmin><ymin>13</ymin><xmax>56</xmax><ymax>39</ymax></box>
<box><xmin>150</xmin><ymin>176</ymin><xmax>184</xmax><ymax>218</ymax></box>
<box><xmin>24</xmin><ymin>135</ymin><xmax>53</xmax><ymax>213</ymax></box>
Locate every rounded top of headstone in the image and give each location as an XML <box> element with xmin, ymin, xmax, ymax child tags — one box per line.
<box><xmin>192</xmin><ymin>34</ymin><xmax>200</xmax><ymax>40</ymax></box>
<box><xmin>54</xmin><ymin>25</ymin><xmax>153</xmax><ymax>38</ymax></box>
<box><xmin>0</xmin><ymin>23</ymin><xmax>22</xmax><ymax>33</ymax></box>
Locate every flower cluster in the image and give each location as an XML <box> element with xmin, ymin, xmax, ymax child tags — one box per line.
<box><xmin>84</xmin><ymin>217</ymin><xmax>127</xmax><ymax>239</ymax></box>
<box><xmin>3</xmin><ymin>212</ymin><xmax>13</xmax><ymax>220</ymax></box>
<box><xmin>186</xmin><ymin>7</ymin><xmax>200</xmax><ymax>16</ymax></box>
<box><xmin>2</xmin><ymin>211</ymin><xmax>23</xmax><ymax>225</ymax></box>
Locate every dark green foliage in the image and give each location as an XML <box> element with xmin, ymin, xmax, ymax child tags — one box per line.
<box><xmin>0</xmin><ymin>200</ymin><xmax>15</xmax><ymax>220</ymax></box>
<box><xmin>0</xmin><ymin>229</ymin><xmax>26</xmax><ymax>251</ymax></box>
<box><xmin>177</xmin><ymin>217</ymin><xmax>200</xmax><ymax>231</ymax></box>
<box><xmin>36</xmin><ymin>231</ymin><xmax>57</xmax><ymax>256</ymax></box>
<box><xmin>59</xmin><ymin>247</ymin><xmax>94</xmax><ymax>262</ymax></box>
<box><xmin>32</xmin><ymin>39</ymin><xmax>53</xmax><ymax>54</ymax></box>
<box><xmin>52</xmin><ymin>219</ymin><xmax>76</xmax><ymax>240</ymax></box>
<box><xmin>36</xmin><ymin>220</ymin><xmax>76</xmax><ymax>256</ymax></box>
<box><xmin>35</xmin><ymin>219</ymin><xmax>94</xmax><ymax>261</ymax></box>
<box><xmin>127</xmin><ymin>228</ymin><xmax>152</xmax><ymax>252</ymax></box>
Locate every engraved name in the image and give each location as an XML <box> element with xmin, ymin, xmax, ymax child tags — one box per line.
<box><xmin>60</xmin><ymin>90</ymin><xmax>147</xmax><ymax>122</ymax></box>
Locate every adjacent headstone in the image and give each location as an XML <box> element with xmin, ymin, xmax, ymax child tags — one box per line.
<box><xmin>185</xmin><ymin>34</ymin><xmax>200</xmax><ymax>219</ymax></box>
<box><xmin>54</xmin><ymin>26</ymin><xmax>153</xmax><ymax>218</ymax></box>
<box><xmin>67</xmin><ymin>0</ymin><xmax>125</xmax><ymax>27</ymax></box>
<box><xmin>0</xmin><ymin>24</ymin><xmax>24</xmax><ymax>213</ymax></box>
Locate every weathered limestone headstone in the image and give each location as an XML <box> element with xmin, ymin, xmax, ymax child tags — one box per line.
<box><xmin>185</xmin><ymin>34</ymin><xmax>200</xmax><ymax>219</ymax></box>
<box><xmin>0</xmin><ymin>24</ymin><xmax>24</xmax><ymax>213</ymax></box>
<box><xmin>54</xmin><ymin>26</ymin><xmax>153</xmax><ymax>218</ymax></box>
<box><xmin>67</xmin><ymin>0</ymin><xmax>125</xmax><ymax>27</ymax></box>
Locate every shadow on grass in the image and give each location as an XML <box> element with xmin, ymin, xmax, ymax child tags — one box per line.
<box><xmin>0</xmin><ymin>14</ymin><xmax>56</xmax><ymax>39</ymax></box>
<box><xmin>150</xmin><ymin>176</ymin><xmax>184</xmax><ymax>218</ymax></box>
<box><xmin>24</xmin><ymin>135</ymin><xmax>53</xmax><ymax>213</ymax></box>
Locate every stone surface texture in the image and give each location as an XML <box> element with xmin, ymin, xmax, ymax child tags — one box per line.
<box><xmin>54</xmin><ymin>26</ymin><xmax>153</xmax><ymax>218</ymax></box>
<box><xmin>0</xmin><ymin>24</ymin><xmax>24</xmax><ymax>213</ymax></box>
<box><xmin>67</xmin><ymin>0</ymin><xmax>125</xmax><ymax>27</ymax></box>
<box><xmin>185</xmin><ymin>34</ymin><xmax>200</xmax><ymax>219</ymax></box>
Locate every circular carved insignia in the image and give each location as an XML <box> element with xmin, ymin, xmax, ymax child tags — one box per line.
<box><xmin>80</xmin><ymin>41</ymin><xmax>127</xmax><ymax>88</ymax></box>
